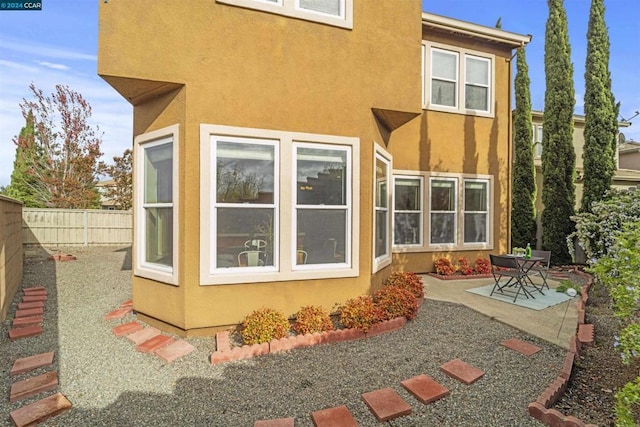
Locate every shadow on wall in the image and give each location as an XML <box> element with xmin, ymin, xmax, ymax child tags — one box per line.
<box><xmin>115</xmin><ymin>246</ymin><xmax>132</xmax><ymax>271</ymax></box>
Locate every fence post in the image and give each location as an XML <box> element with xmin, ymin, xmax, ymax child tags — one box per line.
<box><xmin>83</xmin><ymin>210</ymin><xmax>88</xmax><ymax>246</ymax></box>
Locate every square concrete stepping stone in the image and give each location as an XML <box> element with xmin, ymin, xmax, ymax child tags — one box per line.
<box><xmin>9</xmin><ymin>325</ymin><xmax>43</xmax><ymax>341</ymax></box>
<box><xmin>104</xmin><ymin>307</ymin><xmax>132</xmax><ymax>320</ymax></box>
<box><xmin>23</xmin><ymin>294</ymin><xmax>47</xmax><ymax>302</ymax></box>
<box><xmin>311</xmin><ymin>405</ymin><xmax>358</xmax><ymax>427</ymax></box>
<box><xmin>137</xmin><ymin>334</ymin><xmax>174</xmax><ymax>353</ymax></box>
<box><xmin>15</xmin><ymin>307</ymin><xmax>44</xmax><ymax>318</ymax></box>
<box><xmin>440</xmin><ymin>359</ymin><xmax>485</xmax><ymax>385</ymax></box>
<box><xmin>501</xmin><ymin>338</ymin><xmax>542</xmax><ymax>356</ymax></box>
<box><xmin>127</xmin><ymin>327</ymin><xmax>161</xmax><ymax>344</ymax></box>
<box><xmin>401</xmin><ymin>374</ymin><xmax>450</xmax><ymax>404</ymax></box>
<box><xmin>9</xmin><ymin>392</ymin><xmax>72</xmax><ymax>427</ymax></box>
<box><xmin>10</xmin><ymin>371</ymin><xmax>59</xmax><ymax>402</ymax></box>
<box><xmin>254</xmin><ymin>417</ymin><xmax>295</xmax><ymax>426</ymax></box>
<box><xmin>11</xmin><ymin>351</ymin><xmax>55</xmax><ymax>376</ymax></box>
<box><xmin>13</xmin><ymin>315</ymin><xmax>43</xmax><ymax>327</ymax></box>
<box><xmin>18</xmin><ymin>301</ymin><xmax>45</xmax><ymax>310</ymax></box>
<box><xmin>362</xmin><ymin>387</ymin><xmax>412</xmax><ymax>422</ymax></box>
<box><xmin>112</xmin><ymin>321</ymin><xmax>143</xmax><ymax>337</ymax></box>
<box><xmin>156</xmin><ymin>340</ymin><xmax>196</xmax><ymax>363</ymax></box>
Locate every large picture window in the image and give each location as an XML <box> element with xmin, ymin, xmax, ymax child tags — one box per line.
<box><xmin>394</xmin><ymin>176</ymin><xmax>422</xmax><ymax>246</ymax></box>
<box><xmin>430</xmin><ymin>178</ymin><xmax>457</xmax><ymax>245</ymax></box>
<box><xmin>463</xmin><ymin>180</ymin><xmax>489</xmax><ymax>244</ymax></box>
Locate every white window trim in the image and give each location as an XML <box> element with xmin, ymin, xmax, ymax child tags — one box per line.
<box><xmin>200</xmin><ymin>124</ymin><xmax>359</xmax><ymax>285</ymax></box>
<box><xmin>462</xmin><ymin>178</ymin><xmax>490</xmax><ymax>245</ymax></box>
<box><xmin>429</xmin><ymin>175</ymin><xmax>458</xmax><ymax>248</ymax></box>
<box><xmin>423</xmin><ymin>41</ymin><xmax>495</xmax><ymax>118</ymax></box>
<box><xmin>392</xmin><ymin>175</ymin><xmax>424</xmax><ymax>248</ymax></box>
<box><xmin>133</xmin><ymin>124</ymin><xmax>179</xmax><ymax>285</ymax></box>
<box><xmin>216</xmin><ymin>0</ymin><xmax>353</xmax><ymax>29</ymax></box>
<box><xmin>373</xmin><ymin>144</ymin><xmax>392</xmax><ymax>273</ymax></box>
<box><xmin>392</xmin><ymin>170</ymin><xmax>494</xmax><ymax>253</ymax></box>
<box><xmin>464</xmin><ymin>54</ymin><xmax>491</xmax><ymax>113</ymax></box>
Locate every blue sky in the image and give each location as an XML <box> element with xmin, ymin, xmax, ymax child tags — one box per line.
<box><xmin>0</xmin><ymin>0</ymin><xmax>638</xmax><ymax>187</ymax></box>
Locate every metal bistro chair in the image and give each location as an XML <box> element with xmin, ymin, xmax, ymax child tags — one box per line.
<box><xmin>528</xmin><ymin>249</ymin><xmax>551</xmax><ymax>291</ymax></box>
<box><xmin>237</xmin><ymin>250</ymin><xmax>265</xmax><ymax>267</ymax></box>
<box><xmin>244</xmin><ymin>239</ymin><xmax>267</xmax><ymax>251</ymax></box>
<box><xmin>489</xmin><ymin>254</ymin><xmax>535</xmax><ymax>303</ymax></box>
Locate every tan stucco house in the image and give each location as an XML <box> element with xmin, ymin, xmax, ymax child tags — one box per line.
<box><xmin>98</xmin><ymin>1</ymin><xmax>530</xmax><ymax>335</ymax></box>
<box><xmin>618</xmin><ymin>141</ymin><xmax>640</xmax><ymax>171</ymax></box>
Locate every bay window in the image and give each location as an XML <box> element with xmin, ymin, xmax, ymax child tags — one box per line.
<box><xmin>373</xmin><ymin>147</ymin><xmax>392</xmax><ymax>271</ymax></box>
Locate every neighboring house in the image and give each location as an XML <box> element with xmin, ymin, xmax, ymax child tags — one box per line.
<box><xmin>98</xmin><ymin>1</ymin><xmax>530</xmax><ymax>334</ymax></box>
<box><xmin>529</xmin><ymin>111</ymin><xmax>640</xmax><ymax>248</ymax></box>
<box><xmin>618</xmin><ymin>140</ymin><xmax>640</xmax><ymax>171</ymax></box>
<box><xmin>96</xmin><ymin>179</ymin><xmax>117</xmax><ymax>210</ymax></box>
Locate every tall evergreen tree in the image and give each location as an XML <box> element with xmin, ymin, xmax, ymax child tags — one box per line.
<box><xmin>542</xmin><ymin>0</ymin><xmax>576</xmax><ymax>264</ymax></box>
<box><xmin>511</xmin><ymin>48</ymin><xmax>537</xmax><ymax>249</ymax></box>
<box><xmin>581</xmin><ymin>0</ymin><xmax>616</xmax><ymax>213</ymax></box>
<box><xmin>6</xmin><ymin>111</ymin><xmax>45</xmax><ymax>207</ymax></box>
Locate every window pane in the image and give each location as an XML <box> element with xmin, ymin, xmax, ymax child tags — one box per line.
<box><xmin>297</xmin><ymin>209</ymin><xmax>346</xmax><ymax>264</ymax></box>
<box><xmin>216</xmin><ymin>208</ymin><xmax>274</xmax><ymax>267</ymax></box>
<box><xmin>465</xmin><ymin>85</ymin><xmax>488</xmax><ymax>110</ymax></box>
<box><xmin>464</xmin><ymin>213</ymin><xmax>487</xmax><ymax>243</ymax></box>
<box><xmin>432</xmin><ymin>50</ymin><xmax>456</xmax><ymax>80</ymax></box>
<box><xmin>144</xmin><ymin>143</ymin><xmax>173</xmax><ymax>204</ymax></box>
<box><xmin>464</xmin><ymin>181</ymin><xmax>487</xmax><ymax>211</ymax></box>
<box><xmin>145</xmin><ymin>207</ymin><xmax>173</xmax><ymax>266</ymax></box>
<box><xmin>375</xmin><ymin>209</ymin><xmax>387</xmax><ymax>257</ymax></box>
<box><xmin>297</xmin><ymin>147</ymin><xmax>347</xmax><ymax>205</ymax></box>
<box><xmin>216</xmin><ymin>141</ymin><xmax>274</xmax><ymax>204</ymax></box>
<box><xmin>431</xmin><ymin>212</ymin><xmax>455</xmax><ymax>244</ymax></box>
<box><xmin>395</xmin><ymin>178</ymin><xmax>420</xmax><ymax>210</ymax></box>
<box><xmin>299</xmin><ymin>0</ymin><xmax>341</xmax><ymax>15</ymax></box>
<box><xmin>431</xmin><ymin>80</ymin><xmax>456</xmax><ymax>107</ymax></box>
<box><xmin>466</xmin><ymin>57</ymin><xmax>489</xmax><ymax>85</ymax></box>
<box><xmin>431</xmin><ymin>180</ymin><xmax>455</xmax><ymax>211</ymax></box>
<box><xmin>376</xmin><ymin>157</ymin><xmax>387</xmax><ymax>208</ymax></box>
<box><xmin>394</xmin><ymin>213</ymin><xmax>420</xmax><ymax>245</ymax></box>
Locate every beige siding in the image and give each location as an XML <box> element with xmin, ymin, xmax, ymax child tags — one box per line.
<box><xmin>1</xmin><ymin>196</ymin><xmax>23</xmax><ymax>321</ymax></box>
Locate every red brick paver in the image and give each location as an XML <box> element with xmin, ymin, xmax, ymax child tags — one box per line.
<box><xmin>23</xmin><ymin>286</ymin><xmax>46</xmax><ymax>294</ymax></box>
<box><xmin>15</xmin><ymin>307</ymin><xmax>44</xmax><ymax>318</ymax></box>
<box><xmin>254</xmin><ymin>418</ymin><xmax>295</xmax><ymax>427</ymax></box>
<box><xmin>578</xmin><ymin>324</ymin><xmax>594</xmax><ymax>346</ymax></box>
<box><xmin>12</xmin><ymin>315</ymin><xmax>43</xmax><ymax>327</ymax></box>
<box><xmin>104</xmin><ymin>307</ymin><xmax>132</xmax><ymax>320</ymax></box>
<box><xmin>17</xmin><ymin>301</ymin><xmax>45</xmax><ymax>310</ymax></box>
<box><xmin>127</xmin><ymin>327</ymin><xmax>161</xmax><ymax>345</ymax></box>
<box><xmin>10</xmin><ymin>352</ymin><xmax>55</xmax><ymax>376</ymax></box>
<box><xmin>10</xmin><ymin>371</ymin><xmax>59</xmax><ymax>402</ymax></box>
<box><xmin>362</xmin><ymin>387</ymin><xmax>412</xmax><ymax>422</ymax></box>
<box><xmin>311</xmin><ymin>405</ymin><xmax>358</xmax><ymax>427</ymax></box>
<box><xmin>9</xmin><ymin>392</ymin><xmax>72</xmax><ymax>427</ymax></box>
<box><xmin>440</xmin><ymin>359</ymin><xmax>485</xmax><ymax>385</ymax></box>
<box><xmin>9</xmin><ymin>325</ymin><xmax>43</xmax><ymax>341</ymax></box>
<box><xmin>137</xmin><ymin>335</ymin><xmax>174</xmax><ymax>353</ymax></box>
<box><xmin>401</xmin><ymin>374</ymin><xmax>450</xmax><ymax>404</ymax></box>
<box><xmin>501</xmin><ymin>338</ymin><xmax>542</xmax><ymax>356</ymax></box>
<box><xmin>112</xmin><ymin>321</ymin><xmax>143</xmax><ymax>337</ymax></box>
<box><xmin>22</xmin><ymin>294</ymin><xmax>47</xmax><ymax>302</ymax></box>
<box><xmin>156</xmin><ymin>340</ymin><xmax>196</xmax><ymax>363</ymax></box>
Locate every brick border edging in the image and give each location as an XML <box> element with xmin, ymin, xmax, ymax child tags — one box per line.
<box><xmin>527</xmin><ymin>269</ymin><xmax>598</xmax><ymax>427</ymax></box>
<box><xmin>426</xmin><ymin>272</ymin><xmax>493</xmax><ymax>281</ymax></box>
<box><xmin>210</xmin><ymin>317</ymin><xmax>407</xmax><ymax>365</ymax></box>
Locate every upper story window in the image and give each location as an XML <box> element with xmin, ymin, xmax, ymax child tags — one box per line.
<box><xmin>423</xmin><ymin>42</ymin><xmax>494</xmax><ymax>117</ymax></box>
<box><xmin>532</xmin><ymin>124</ymin><xmax>543</xmax><ymax>157</ymax></box>
<box><xmin>217</xmin><ymin>0</ymin><xmax>352</xmax><ymax>29</ymax></box>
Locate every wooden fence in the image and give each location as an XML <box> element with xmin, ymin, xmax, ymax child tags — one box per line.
<box><xmin>1</xmin><ymin>195</ymin><xmax>23</xmax><ymax>321</ymax></box>
<box><xmin>22</xmin><ymin>208</ymin><xmax>132</xmax><ymax>247</ymax></box>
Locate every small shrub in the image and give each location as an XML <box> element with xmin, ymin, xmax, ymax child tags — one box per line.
<box><xmin>434</xmin><ymin>258</ymin><xmax>455</xmax><ymax>276</ymax></box>
<box><xmin>474</xmin><ymin>258</ymin><xmax>491</xmax><ymax>274</ymax></box>
<box><xmin>384</xmin><ymin>272</ymin><xmax>424</xmax><ymax>299</ymax></box>
<box><xmin>339</xmin><ymin>296</ymin><xmax>383</xmax><ymax>332</ymax></box>
<box><xmin>374</xmin><ymin>285</ymin><xmax>418</xmax><ymax>321</ymax></box>
<box><xmin>555</xmin><ymin>280</ymin><xmax>581</xmax><ymax>295</ymax></box>
<box><xmin>241</xmin><ymin>307</ymin><xmax>290</xmax><ymax>345</ymax></box>
<box><xmin>292</xmin><ymin>305</ymin><xmax>334</xmax><ymax>335</ymax></box>
<box><xmin>457</xmin><ymin>257</ymin><xmax>473</xmax><ymax>275</ymax></box>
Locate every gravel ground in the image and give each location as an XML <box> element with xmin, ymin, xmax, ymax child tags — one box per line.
<box><xmin>1</xmin><ymin>246</ymin><xmax>565</xmax><ymax>426</ymax></box>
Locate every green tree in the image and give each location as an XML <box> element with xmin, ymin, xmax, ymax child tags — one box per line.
<box><xmin>542</xmin><ymin>0</ymin><xmax>576</xmax><ymax>264</ymax></box>
<box><xmin>14</xmin><ymin>84</ymin><xmax>103</xmax><ymax>208</ymax></box>
<box><xmin>511</xmin><ymin>47</ymin><xmax>537</xmax><ymax>250</ymax></box>
<box><xmin>104</xmin><ymin>149</ymin><xmax>132</xmax><ymax>210</ymax></box>
<box><xmin>6</xmin><ymin>111</ymin><xmax>45</xmax><ymax>207</ymax></box>
<box><xmin>580</xmin><ymin>0</ymin><xmax>616</xmax><ymax>213</ymax></box>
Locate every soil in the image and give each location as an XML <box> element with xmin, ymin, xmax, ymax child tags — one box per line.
<box><xmin>552</xmin><ymin>271</ymin><xmax>640</xmax><ymax>426</ymax></box>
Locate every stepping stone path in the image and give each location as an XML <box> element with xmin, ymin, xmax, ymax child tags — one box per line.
<box><xmin>7</xmin><ymin>286</ymin><xmax>73</xmax><ymax>426</ymax></box>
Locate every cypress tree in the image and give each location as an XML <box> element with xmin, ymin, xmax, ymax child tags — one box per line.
<box><xmin>542</xmin><ymin>0</ymin><xmax>576</xmax><ymax>264</ymax></box>
<box><xmin>7</xmin><ymin>111</ymin><xmax>45</xmax><ymax>207</ymax></box>
<box><xmin>581</xmin><ymin>0</ymin><xmax>616</xmax><ymax>213</ymax></box>
<box><xmin>511</xmin><ymin>48</ymin><xmax>537</xmax><ymax>250</ymax></box>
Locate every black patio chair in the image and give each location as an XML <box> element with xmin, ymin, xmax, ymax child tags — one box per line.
<box><xmin>528</xmin><ymin>249</ymin><xmax>551</xmax><ymax>291</ymax></box>
<box><xmin>489</xmin><ymin>254</ymin><xmax>535</xmax><ymax>303</ymax></box>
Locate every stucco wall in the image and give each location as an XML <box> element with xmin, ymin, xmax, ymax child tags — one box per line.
<box><xmin>0</xmin><ymin>195</ymin><xmax>23</xmax><ymax>321</ymax></box>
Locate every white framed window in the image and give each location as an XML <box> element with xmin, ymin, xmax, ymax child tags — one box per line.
<box><xmin>201</xmin><ymin>124</ymin><xmax>359</xmax><ymax>285</ymax></box>
<box><xmin>429</xmin><ymin>177</ymin><xmax>457</xmax><ymax>245</ymax></box>
<box><xmin>216</xmin><ymin>0</ymin><xmax>352</xmax><ymax>29</ymax></box>
<box><xmin>423</xmin><ymin>42</ymin><xmax>494</xmax><ymax>117</ymax></box>
<box><xmin>373</xmin><ymin>145</ymin><xmax>392</xmax><ymax>272</ymax></box>
<box><xmin>463</xmin><ymin>179</ymin><xmax>489</xmax><ymax>244</ymax></box>
<box><xmin>532</xmin><ymin>124</ymin><xmax>543</xmax><ymax>157</ymax></box>
<box><xmin>134</xmin><ymin>125</ymin><xmax>179</xmax><ymax>285</ymax></box>
<box><xmin>393</xmin><ymin>176</ymin><xmax>423</xmax><ymax>247</ymax></box>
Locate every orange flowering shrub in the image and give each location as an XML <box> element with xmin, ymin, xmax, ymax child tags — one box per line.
<box><xmin>339</xmin><ymin>296</ymin><xmax>383</xmax><ymax>332</ymax></box>
<box><xmin>241</xmin><ymin>307</ymin><xmax>290</xmax><ymax>345</ymax></box>
<box><xmin>292</xmin><ymin>305</ymin><xmax>334</xmax><ymax>335</ymax></box>
<box><xmin>457</xmin><ymin>257</ymin><xmax>474</xmax><ymax>275</ymax></box>
<box><xmin>474</xmin><ymin>258</ymin><xmax>491</xmax><ymax>274</ymax></box>
<box><xmin>434</xmin><ymin>258</ymin><xmax>455</xmax><ymax>275</ymax></box>
<box><xmin>384</xmin><ymin>272</ymin><xmax>424</xmax><ymax>299</ymax></box>
<box><xmin>374</xmin><ymin>285</ymin><xmax>418</xmax><ymax>321</ymax></box>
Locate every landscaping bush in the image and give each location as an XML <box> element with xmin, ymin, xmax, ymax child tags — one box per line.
<box><xmin>374</xmin><ymin>285</ymin><xmax>418</xmax><ymax>321</ymax></box>
<box><xmin>339</xmin><ymin>296</ymin><xmax>383</xmax><ymax>332</ymax></box>
<box><xmin>292</xmin><ymin>305</ymin><xmax>334</xmax><ymax>335</ymax></box>
<box><xmin>474</xmin><ymin>258</ymin><xmax>491</xmax><ymax>274</ymax></box>
<box><xmin>384</xmin><ymin>271</ymin><xmax>424</xmax><ymax>299</ymax></box>
<box><xmin>241</xmin><ymin>307</ymin><xmax>290</xmax><ymax>345</ymax></box>
<box><xmin>434</xmin><ymin>258</ymin><xmax>455</xmax><ymax>276</ymax></box>
<box><xmin>457</xmin><ymin>257</ymin><xmax>473</xmax><ymax>275</ymax></box>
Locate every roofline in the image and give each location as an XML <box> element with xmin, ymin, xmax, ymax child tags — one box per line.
<box><xmin>530</xmin><ymin>109</ymin><xmax>631</xmax><ymax>128</ymax></box>
<box><xmin>422</xmin><ymin>12</ymin><xmax>532</xmax><ymax>48</ymax></box>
